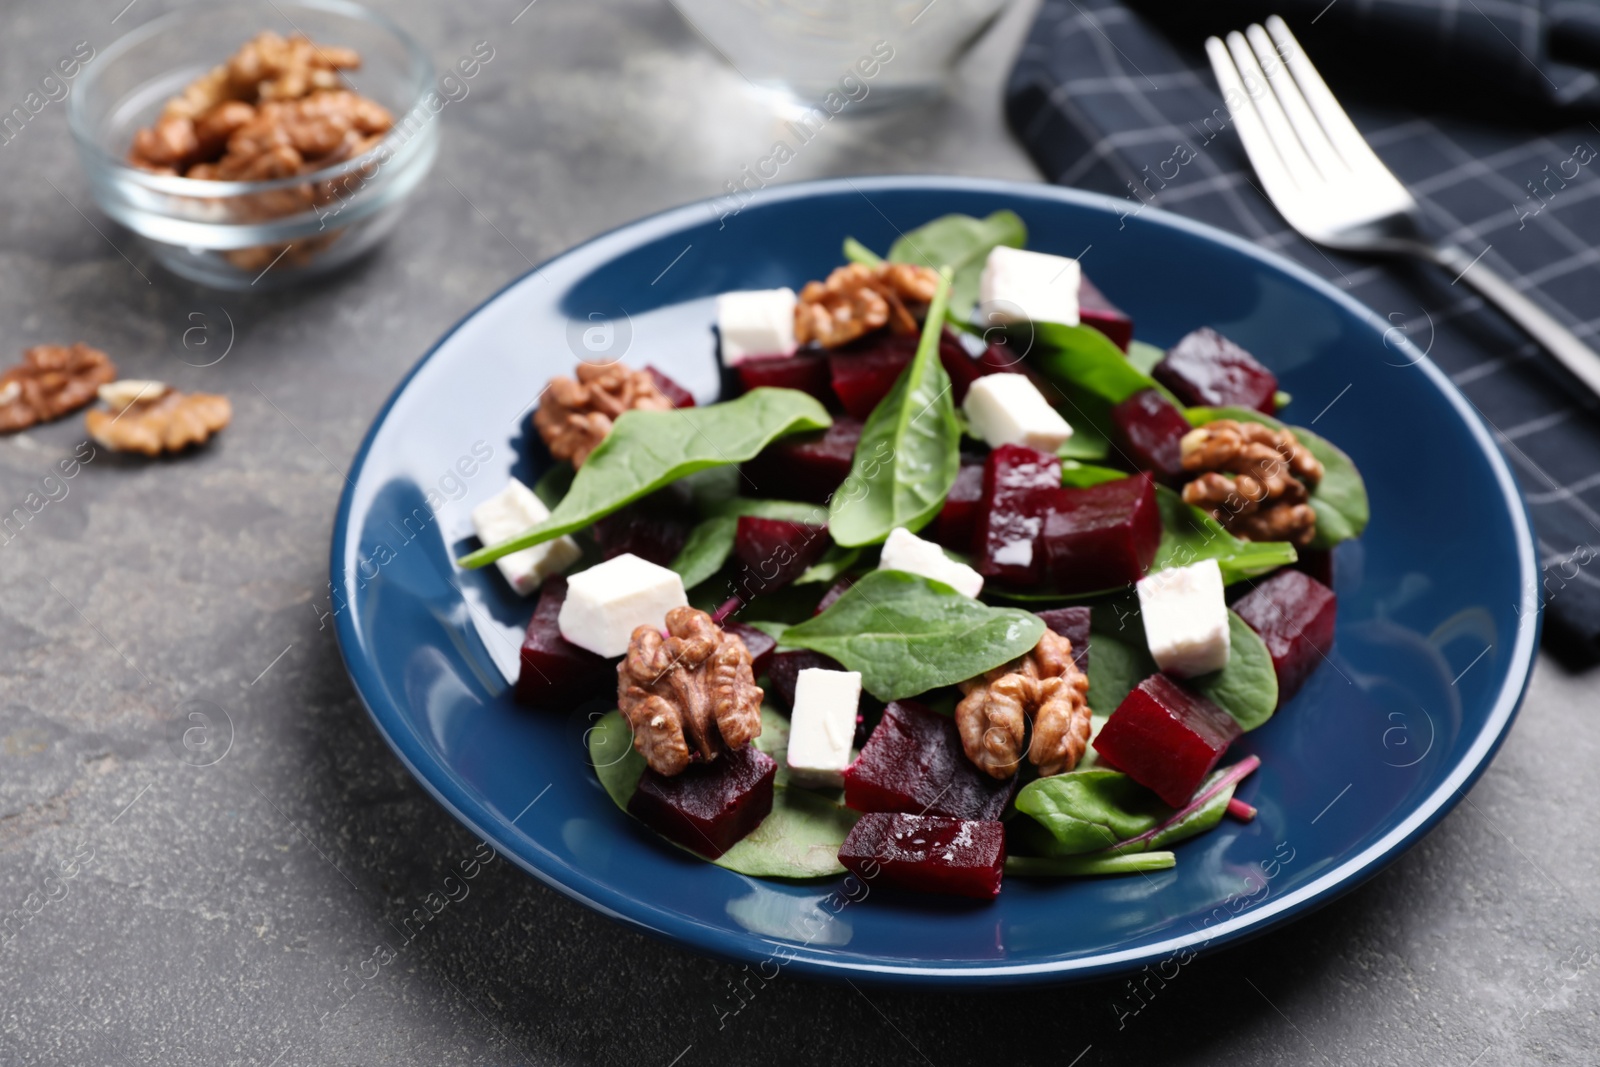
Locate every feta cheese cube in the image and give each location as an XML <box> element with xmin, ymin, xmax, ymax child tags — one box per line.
<box><xmin>557</xmin><ymin>553</ymin><xmax>688</xmax><ymax>657</ymax></box>
<box><xmin>879</xmin><ymin>526</ymin><xmax>984</xmax><ymax>599</ymax></box>
<box><xmin>961</xmin><ymin>373</ymin><xmax>1075</xmax><ymax>453</ymax></box>
<box><xmin>1136</xmin><ymin>559</ymin><xmax>1231</xmax><ymax>677</ymax></box>
<box><xmin>978</xmin><ymin>245</ymin><xmax>1081</xmax><ymax>327</ymax></box>
<box><xmin>470</xmin><ymin>478</ymin><xmax>582</xmax><ymax>596</ymax></box>
<box><xmin>716</xmin><ymin>288</ymin><xmax>797</xmax><ymax>365</ymax></box>
<box><xmin>786</xmin><ymin>668</ymin><xmax>862</xmax><ymax>787</ymax></box>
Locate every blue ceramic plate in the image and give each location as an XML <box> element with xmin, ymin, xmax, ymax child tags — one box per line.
<box><xmin>332</xmin><ymin>176</ymin><xmax>1539</xmax><ymax>985</ymax></box>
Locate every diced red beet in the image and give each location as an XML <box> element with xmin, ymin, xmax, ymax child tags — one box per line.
<box><xmin>645</xmin><ymin>365</ymin><xmax>695</xmax><ymax>408</ymax></box>
<box><xmin>1110</xmin><ymin>389</ymin><xmax>1190</xmax><ymax>484</ymax></box>
<box><xmin>515</xmin><ymin>576</ymin><xmax>612</xmax><ymax>706</ymax></box>
<box><xmin>826</xmin><ymin>329</ymin><xmax>991</xmax><ymax>417</ymax></box>
<box><xmin>1293</xmin><ymin>548</ymin><xmax>1335</xmax><ymax>588</ymax></box>
<box><xmin>592</xmin><ymin>492</ymin><xmax>692</xmax><ymax>566</ymax></box>
<box><xmin>829</xmin><ymin>336</ymin><xmax>914</xmax><ymax>419</ymax></box>
<box><xmin>735</xmin><ymin>352</ymin><xmax>835</xmax><ymax>407</ymax></box>
<box><xmin>1038</xmin><ymin>474</ymin><xmax>1161</xmax><ymax>594</ymax></box>
<box><xmin>721</xmin><ymin>620</ymin><xmax>776</xmax><ymax>679</ymax></box>
<box><xmin>838</xmin><ymin>812</ymin><xmax>1005</xmax><ymax>900</ymax></box>
<box><xmin>1232</xmin><ymin>569</ymin><xmax>1337</xmax><ymax>705</ymax></box>
<box><xmin>939</xmin><ymin>338</ymin><xmax>992</xmax><ymax>406</ymax></box>
<box><xmin>628</xmin><ymin>744</ymin><xmax>776</xmax><ymax>858</ymax></box>
<box><xmin>729</xmin><ymin>517</ymin><xmax>830</xmax><ymax>598</ymax></box>
<box><xmin>1034</xmin><ymin>606</ymin><xmax>1091</xmax><ymax>673</ymax></box>
<box><xmin>844</xmin><ymin>700</ymin><xmax>1017</xmax><ymax>821</ymax></box>
<box><xmin>814</xmin><ymin>576</ymin><xmax>856</xmax><ymax>615</ymax></box>
<box><xmin>1079</xmin><ymin>274</ymin><xmax>1133</xmax><ymax>351</ymax></box>
<box><xmin>740</xmin><ymin>416</ymin><xmax>861</xmax><ymax>504</ymax></box>
<box><xmin>767</xmin><ymin>649</ymin><xmax>844</xmax><ymax>711</ymax></box>
<box><xmin>974</xmin><ymin>445</ymin><xmax>1062</xmax><ymax>585</ymax></box>
<box><xmin>1093</xmin><ymin>674</ymin><xmax>1242</xmax><ymax>807</ymax></box>
<box><xmin>1153</xmin><ymin>328</ymin><xmax>1278</xmax><ymax>414</ymax></box>
<box><xmin>932</xmin><ymin>459</ymin><xmax>985</xmax><ymax>550</ymax></box>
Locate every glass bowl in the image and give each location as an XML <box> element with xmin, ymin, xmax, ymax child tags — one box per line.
<box><xmin>68</xmin><ymin>0</ymin><xmax>437</xmax><ymax>290</ymax></box>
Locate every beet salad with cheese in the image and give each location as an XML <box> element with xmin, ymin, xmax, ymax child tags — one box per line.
<box><xmin>458</xmin><ymin>211</ymin><xmax>1369</xmax><ymax>900</ymax></box>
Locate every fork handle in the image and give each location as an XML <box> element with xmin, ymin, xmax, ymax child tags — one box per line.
<box><xmin>1429</xmin><ymin>244</ymin><xmax>1600</xmax><ymax>399</ymax></box>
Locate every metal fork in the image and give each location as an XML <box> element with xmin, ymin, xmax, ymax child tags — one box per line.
<box><xmin>1206</xmin><ymin>16</ymin><xmax>1600</xmax><ymax>398</ymax></box>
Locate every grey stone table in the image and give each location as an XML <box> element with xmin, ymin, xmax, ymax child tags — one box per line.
<box><xmin>1</xmin><ymin>1</ymin><xmax>1595</xmax><ymax>1063</ymax></box>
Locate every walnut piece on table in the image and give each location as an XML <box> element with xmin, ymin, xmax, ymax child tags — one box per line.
<box><xmin>85</xmin><ymin>381</ymin><xmax>231</xmax><ymax>456</ymax></box>
<box><xmin>533</xmin><ymin>361</ymin><xmax>673</xmax><ymax>468</ymax></box>
<box><xmin>794</xmin><ymin>262</ymin><xmax>943</xmax><ymax>348</ymax></box>
<box><xmin>954</xmin><ymin>628</ymin><xmax>1091</xmax><ymax>779</ymax></box>
<box><xmin>0</xmin><ymin>344</ymin><xmax>117</xmax><ymax>433</ymax></box>
<box><xmin>1179</xmin><ymin>419</ymin><xmax>1324</xmax><ymax>547</ymax></box>
<box><xmin>617</xmin><ymin>607</ymin><xmax>764</xmax><ymax>777</ymax></box>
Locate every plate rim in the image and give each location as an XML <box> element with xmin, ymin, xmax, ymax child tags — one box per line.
<box><xmin>331</xmin><ymin>174</ymin><xmax>1542</xmax><ymax>985</ymax></box>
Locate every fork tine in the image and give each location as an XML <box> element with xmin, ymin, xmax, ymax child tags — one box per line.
<box><xmin>1205</xmin><ymin>35</ymin><xmax>1305</xmax><ymax>213</ymax></box>
<box><xmin>1263</xmin><ymin>15</ymin><xmax>1394</xmax><ymax>182</ymax></box>
<box><xmin>1223</xmin><ymin>31</ymin><xmax>1322</xmax><ymax>192</ymax></box>
<box><xmin>1243</xmin><ymin>23</ymin><xmax>1346</xmax><ymax>181</ymax></box>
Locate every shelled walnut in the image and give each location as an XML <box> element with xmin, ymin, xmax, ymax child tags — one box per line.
<box><xmin>533</xmin><ymin>361</ymin><xmax>673</xmax><ymax>467</ymax></box>
<box><xmin>954</xmin><ymin>628</ymin><xmax>1091</xmax><ymax>779</ymax></box>
<box><xmin>617</xmin><ymin>607</ymin><xmax>764</xmax><ymax>777</ymax></box>
<box><xmin>794</xmin><ymin>262</ymin><xmax>942</xmax><ymax>348</ymax></box>
<box><xmin>85</xmin><ymin>381</ymin><xmax>231</xmax><ymax>455</ymax></box>
<box><xmin>0</xmin><ymin>344</ymin><xmax>117</xmax><ymax>433</ymax></box>
<box><xmin>1179</xmin><ymin>419</ymin><xmax>1324</xmax><ymax>546</ymax></box>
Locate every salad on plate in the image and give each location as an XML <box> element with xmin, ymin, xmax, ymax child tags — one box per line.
<box><xmin>458</xmin><ymin>211</ymin><xmax>1369</xmax><ymax>901</ymax></box>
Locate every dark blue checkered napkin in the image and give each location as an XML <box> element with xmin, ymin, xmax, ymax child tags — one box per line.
<box><xmin>1005</xmin><ymin>0</ymin><xmax>1600</xmax><ymax>662</ymax></box>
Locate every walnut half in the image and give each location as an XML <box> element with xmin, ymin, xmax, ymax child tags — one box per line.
<box><xmin>0</xmin><ymin>344</ymin><xmax>117</xmax><ymax>433</ymax></box>
<box><xmin>1179</xmin><ymin>420</ymin><xmax>1324</xmax><ymax>546</ymax></box>
<box><xmin>533</xmin><ymin>361</ymin><xmax>672</xmax><ymax>468</ymax></box>
<box><xmin>86</xmin><ymin>382</ymin><xmax>231</xmax><ymax>455</ymax></box>
<box><xmin>794</xmin><ymin>262</ymin><xmax>943</xmax><ymax>348</ymax></box>
<box><xmin>618</xmin><ymin>607</ymin><xmax>764</xmax><ymax>777</ymax></box>
<box><xmin>954</xmin><ymin>628</ymin><xmax>1091</xmax><ymax>779</ymax></box>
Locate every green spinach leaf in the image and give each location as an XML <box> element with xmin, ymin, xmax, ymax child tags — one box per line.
<box><xmin>1055</xmin><ymin>418</ymin><xmax>1112</xmax><ymax>460</ymax></box>
<box><xmin>1192</xmin><ymin>614</ymin><xmax>1279</xmax><ymax>730</ymax></box>
<box><xmin>1061</xmin><ymin>462</ymin><xmax>1128</xmax><ymax>488</ymax></box>
<box><xmin>532</xmin><ymin>463</ymin><xmax>574</xmax><ymax>509</ymax></box>
<box><xmin>1005</xmin><ymin>850</ymin><xmax>1176</xmax><ymax>877</ymax></box>
<box><xmin>1014</xmin><ymin>760</ymin><xmax>1255</xmax><ymax>863</ymax></box>
<box><xmin>1088</xmin><ymin>604</ymin><xmax>1279</xmax><ymax>730</ymax></box>
<box><xmin>780</xmin><ymin>570</ymin><xmax>1046</xmax><ymax>701</ymax></box>
<box><xmin>1185</xmin><ymin>406</ymin><xmax>1368</xmax><ymax>549</ymax></box>
<box><xmin>459</xmin><ymin>389</ymin><xmax>832</xmax><ymax>568</ymax></box>
<box><xmin>1126</xmin><ymin>339</ymin><xmax>1165</xmax><ymax>376</ymax></box>
<box><xmin>1136</xmin><ymin>776</ymin><xmax>1235</xmax><ymax>852</ymax></box>
<box><xmin>886</xmin><ymin>210</ymin><xmax>1026</xmax><ymax>318</ymax></box>
<box><xmin>828</xmin><ymin>269</ymin><xmax>961</xmax><ymax>547</ymax></box>
<box><xmin>670</xmin><ymin>499</ymin><xmax>828</xmax><ymax>591</ymax></box>
<box><xmin>1109</xmin><ymin>758</ymin><xmax>1258</xmax><ymax>854</ymax></box>
<box><xmin>1084</xmin><ymin>609</ymin><xmax>1151</xmax><ymax>716</ymax></box>
<box><xmin>743</xmin><ymin>619</ymin><xmax>790</xmax><ymax>644</ymax></box>
<box><xmin>587</xmin><ymin>706</ymin><xmax>857</xmax><ymax>878</ymax></box>
<box><xmin>795</xmin><ymin>544</ymin><xmax>863</xmax><ymax>585</ymax></box>
<box><xmin>1151</xmin><ymin>484</ymin><xmax>1298</xmax><ymax>583</ymax></box>
<box><xmin>1032</xmin><ymin>322</ymin><xmax>1173</xmax><ymax>405</ymax></box>
<box><xmin>842</xmin><ymin>236</ymin><xmax>884</xmax><ymax>267</ymax></box>
<box><xmin>1013</xmin><ymin>768</ymin><xmax>1166</xmax><ymax>854</ymax></box>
